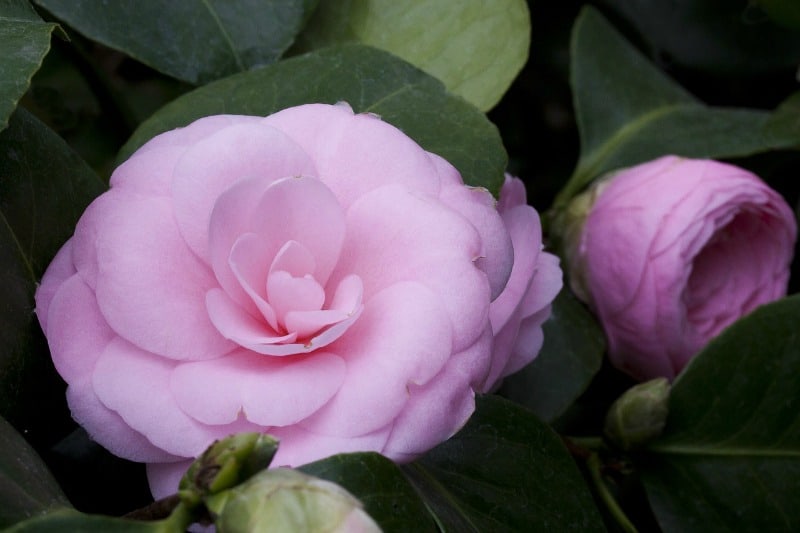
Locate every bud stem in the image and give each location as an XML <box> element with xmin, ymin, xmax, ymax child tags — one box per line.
<box><xmin>587</xmin><ymin>453</ymin><xmax>638</xmax><ymax>533</ymax></box>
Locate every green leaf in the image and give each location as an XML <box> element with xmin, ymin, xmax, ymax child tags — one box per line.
<box><xmin>0</xmin><ymin>108</ymin><xmax>105</xmax><ymax>419</ymax></box>
<box><xmin>0</xmin><ymin>0</ymin><xmax>58</xmax><ymax>131</ymax></box>
<box><xmin>33</xmin><ymin>0</ymin><xmax>319</xmax><ymax>84</ymax></box>
<box><xmin>403</xmin><ymin>395</ymin><xmax>605</xmax><ymax>532</ymax></box>
<box><xmin>300</xmin><ymin>453</ymin><xmax>437</xmax><ymax>532</ymax></box>
<box><xmin>0</xmin><ymin>415</ymin><xmax>69</xmax><ymax>528</ymax></box>
<box><xmin>765</xmin><ymin>91</ymin><xmax>800</xmax><ymax>144</ymax></box>
<box><xmin>4</xmin><ymin>509</ymin><xmax>185</xmax><ymax>532</ymax></box>
<box><xmin>119</xmin><ymin>44</ymin><xmax>506</xmax><ymax>195</ymax></box>
<box><xmin>294</xmin><ymin>0</ymin><xmax>529</xmax><ymax>111</ymax></box>
<box><xmin>500</xmin><ymin>287</ymin><xmax>604</xmax><ymax>422</ymax></box>
<box><xmin>639</xmin><ymin>294</ymin><xmax>800</xmax><ymax>532</ymax></box>
<box><xmin>553</xmin><ymin>7</ymin><xmax>800</xmax><ymax>209</ymax></box>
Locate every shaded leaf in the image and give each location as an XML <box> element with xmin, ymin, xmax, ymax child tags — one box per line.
<box><xmin>0</xmin><ymin>415</ymin><xmax>69</xmax><ymax>528</ymax></box>
<box><xmin>4</xmin><ymin>508</ymin><xmax>184</xmax><ymax>532</ymax></box>
<box><xmin>0</xmin><ymin>0</ymin><xmax>58</xmax><ymax>131</ymax></box>
<box><xmin>500</xmin><ymin>287</ymin><xmax>604</xmax><ymax>422</ymax></box>
<box><xmin>294</xmin><ymin>0</ymin><xmax>529</xmax><ymax>111</ymax></box>
<box><xmin>553</xmin><ymin>7</ymin><xmax>800</xmax><ymax>209</ymax></box>
<box><xmin>34</xmin><ymin>0</ymin><xmax>318</xmax><ymax>84</ymax></box>
<box><xmin>639</xmin><ymin>294</ymin><xmax>800</xmax><ymax>531</ymax></box>
<box><xmin>301</xmin><ymin>453</ymin><xmax>436</xmax><ymax>533</ymax></box>
<box><xmin>119</xmin><ymin>44</ymin><xmax>506</xmax><ymax>195</ymax></box>
<box><xmin>403</xmin><ymin>395</ymin><xmax>605</xmax><ymax>532</ymax></box>
<box><xmin>0</xmin><ymin>108</ymin><xmax>105</xmax><ymax>419</ymax></box>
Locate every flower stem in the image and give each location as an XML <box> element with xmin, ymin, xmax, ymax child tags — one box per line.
<box><xmin>587</xmin><ymin>452</ymin><xmax>638</xmax><ymax>533</ymax></box>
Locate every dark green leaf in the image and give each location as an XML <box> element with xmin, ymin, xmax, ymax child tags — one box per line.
<box><xmin>0</xmin><ymin>108</ymin><xmax>105</xmax><ymax>419</ymax></box>
<box><xmin>294</xmin><ymin>0</ymin><xmax>530</xmax><ymax>111</ymax></box>
<box><xmin>119</xmin><ymin>44</ymin><xmax>506</xmax><ymax>195</ymax></box>
<box><xmin>0</xmin><ymin>415</ymin><xmax>69</xmax><ymax>528</ymax></box>
<box><xmin>0</xmin><ymin>0</ymin><xmax>58</xmax><ymax>131</ymax></box>
<box><xmin>300</xmin><ymin>453</ymin><xmax>436</xmax><ymax>533</ymax></box>
<box><xmin>4</xmin><ymin>509</ymin><xmax>183</xmax><ymax>532</ymax></box>
<box><xmin>553</xmin><ymin>7</ymin><xmax>800</xmax><ymax>209</ymax></box>
<box><xmin>500</xmin><ymin>287</ymin><xmax>604</xmax><ymax>422</ymax></box>
<box><xmin>33</xmin><ymin>0</ymin><xmax>318</xmax><ymax>84</ymax></box>
<box><xmin>639</xmin><ymin>294</ymin><xmax>800</xmax><ymax>532</ymax></box>
<box><xmin>765</xmin><ymin>91</ymin><xmax>800</xmax><ymax>145</ymax></box>
<box><xmin>404</xmin><ymin>395</ymin><xmax>605</xmax><ymax>532</ymax></box>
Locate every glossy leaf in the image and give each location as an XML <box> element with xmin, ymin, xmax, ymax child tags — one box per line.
<box><xmin>33</xmin><ymin>0</ymin><xmax>318</xmax><ymax>84</ymax></box>
<box><xmin>639</xmin><ymin>294</ymin><xmax>800</xmax><ymax>531</ymax></box>
<box><xmin>294</xmin><ymin>0</ymin><xmax>529</xmax><ymax>111</ymax></box>
<box><xmin>301</xmin><ymin>453</ymin><xmax>436</xmax><ymax>532</ymax></box>
<box><xmin>0</xmin><ymin>108</ymin><xmax>105</xmax><ymax>419</ymax></box>
<box><xmin>553</xmin><ymin>7</ymin><xmax>800</xmax><ymax>209</ymax></box>
<box><xmin>500</xmin><ymin>287</ymin><xmax>605</xmax><ymax>422</ymax></box>
<box><xmin>120</xmin><ymin>44</ymin><xmax>506</xmax><ymax>195</ymax></box>
<box><xmin>403</xmin><ymin>395</ymin><xmax>605</xmax><ymax>532</ymax></box>
<box><xmin>0</xmin><ymin>0</ymin><xmax>58</xmax><ymax>131</ymax></box>
<box><xmin>0</xmin><ymin>415</ymin><xmax>69</xmax><ymax>528</ymax></box>
<box><xmin>4</xmin><ymin>509</ymin><xmax>185</xmax><ymax>532</ymax></box>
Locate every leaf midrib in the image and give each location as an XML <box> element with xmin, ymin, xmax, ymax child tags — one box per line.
<box><xmin>649</xmin><ymin>444</ymin><xmax>800</xmax><ymax>458</ymax></box>
<box><xmin>198</xmin><ymin>0</ymin><xmax>244</xmax><ymax>70</ymax></box>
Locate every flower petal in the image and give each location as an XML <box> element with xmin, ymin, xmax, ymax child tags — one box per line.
<box><xmin>170</xmin><ymin>349</ymin><xmax>346</xmax><ymax>426</ymax></box>
<box><xmin>94</xmin><ymin>193</ymin><xmax>234</xmax><ymax>360</ymax></box>
<box><xmin>35</xmin><ymin>238</ymin><xmax>76</xmax><ymax>333</ymax></box>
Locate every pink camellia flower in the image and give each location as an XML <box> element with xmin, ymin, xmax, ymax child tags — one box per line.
<box><xmin>35</xmin><ymin>103</ymin><xmax>562</xmax><ymax>499</ymax></box>
<box><xmin>566</xmin><ymin>155</ymin><xmax>796</xmax><ymax>382</ymax></box>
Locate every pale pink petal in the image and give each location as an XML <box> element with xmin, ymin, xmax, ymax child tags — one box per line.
<box><xmin>172</xmin><ymin>123</ymin><xmax>317</xmax><ymax>260</ymax></box>
<box><xmin>267</xmin><ymin>271</ymin><xmax>325</xmax><ymax>321</ymax></box>
<box><xmin>135</xmin><ymin>115</ymin><xmax>263</xmax><ymax>154</ymax></box>
<box><xmin>92</xmin><ymin>338</ymin><xmax>260</xmax><ymax>457</ymax></box>
<box><xmin>109</xmin><ymin>145</ymin><xmax>187</xmax><ymax>197</ymax></box>
<box><xmin>302</xmin><ymin>282</ymin><xmax>453</xmax><ymax>437</ymax></box>
<box><xmin>497</xmin><ymin>174</ymin><xmax>527</xmax><ymax>212</ymax></box>
<box><xmin>269</xmin><ymin>424</ymin><xmax>392</xmax><ymax>468</ymax></box>
<box><xmin>147</xmin><ymin>460</ymin><xmax>194</xmax><ymax>500</ymax></box>
<box><xmin>206</xmin><ymin>288</ymin><xmax>298</xmax><ymax>352</ymax></box>
<box><xmin>66</xmin><ymin>378</ymin><xmax>177</xmax><ymax>463</ymax></box>
<box><xmin>171</xmin><ymin>349</ymin><xmax>346</xmax><ymax>426</ymax></box>
<box><xmin>228</xmin><ymin>233</ymin><xmax>279</xmax><ymax>328</ymax></box>
<box><xmin>384</xmin><ymin>324</ymin><xmax>493</xmax><ymax>460</ymax></box>
<box><xmin>209</xmin><ymin>176</ymin><xmax>345</xmax><ymax>309</ymax></box>
<box><xmin>44</xmin><ymin>274</ymin><xmax>114</xmax><ymax>383</ymax></box>
<box><xmin>270</xmin><ymin>240</ymin><xmax>316</xmax><ymax>278</ymax></box>
<box><xmin>284</xmin><ymin>309</ymin><xmax>349</xmax><ymax>339</ymax></box>
<box><xmin>263</xmin><ymin>103</ymin><xmax>440</xmax><ymax>207</ymax></box>
<box><xmin>329</xmin><ymin>185</ymin><xmax>490</xmax><ymax>352</ymax></box>
<box><xmin>93</xmin><ymin>193</ymin><xmax>234</xmax><ymax>361</ymax></box>
<box><xmin>35</xmin><ymin>238</ymin><xmax>76</xmax><ymax>332</ymax></box>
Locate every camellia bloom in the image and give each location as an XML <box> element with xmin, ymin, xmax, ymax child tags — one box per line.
<box><xmin>565</xmin><ymin>155</ymin><xmax>796</xmax><ymax>381</ymax></box>
<box><xmin>35</xmin><ymin>103</ymin><xmax>562</xmax><ymax>499</ymax></box>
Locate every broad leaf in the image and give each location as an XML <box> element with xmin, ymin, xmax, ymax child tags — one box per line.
<box><xmin>300</xmin><ymin>453</ymin><xmax>436</xmax><ymax>532</ymax></box>
<box><xmin>0</xmin><ymin>0</ymin><xmax>58</xmax><ymax>131</ymax></box>
<box><xmin>553</xmin><ymin>7</ymin><xmax>800</xmax><ymax>209</ymax></box>
<box><xmin>0</xmin><ymin>108</ymin><xmax>105</xmax><ymax>419</ymax></box>
<box><xmin>500</xmin><ymin>287</ymin><xmax>605</xmax><ymax>422</ymax></box>
<box><xmin>639</xmin><ymin>294</ymin><xmax>800</xmax><ymax>531</ymax></box>
<box><xmin>403</xmin><ymin>395</ymin><xmax>605</xmax><ymax>532</ymax></box>
<box><xmin>119</xmin><ymin>44</ymin><xmax>507</xmax><ymax>195</ymax></box>
<box><xmin>34</xmin><ymin>0</ymin><xmax>318</xmax><ymax>84</ymax></box>
<box><xmin>0</xmin><ymin>415</ymin><xmax>69</xmax><ymax>528</ymax></box>
<box><xmin>294</xmin><ymin>0</ymin><xmax>529</xmax><ymax>111</ymax></box>
<box><xmin>5</xmin><ymin>509</ymin><xmax>184</xmax><ymax>532</ymax></box>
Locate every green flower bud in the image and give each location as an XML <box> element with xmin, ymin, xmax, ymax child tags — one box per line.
<box><xmin>179</xmin><ymin>432</ymin><xmax>279</xmax><ymax>507</ymax></box>
<box><xmin>604</xmin><ymin>378</ymin><xmax>670</xmax><ymax>451</ymax></box>
<box><xmin>209</xmin><ymin>468</ymin><xmax>381</xmax><ymax>533</ymax></box>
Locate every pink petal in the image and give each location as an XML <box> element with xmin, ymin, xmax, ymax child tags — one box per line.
<box><xmin>270</xmin><ymin>240</ymin><xmax>316</xmax><ymax>278</ymax></box>
<box><xmin>384</xmin><ymin>324</ymin><xmax>493</xmax><ymax>460</ymax></box>
<box><xmin>301</xmin><ymin>281</ymin><xmax>453</xmax><ymax>437</ymax></box>
<box><xmin>91</xmin><ymin>337</ymin><xmax>260</xmax><ymax>457</ymax></box>
<box><xmin>147</xmin><ymin>460</ymin><xmax>194</xmax><ymax>500</ymax></box>
<box><xmin>329</xmin><ymin>185</ymin><xmax>490</xmax><ymax>352</ymax></box>
<box><xmin>134</xmin><ymin>115</ymin><xmax>263</xmax><ymax>155</ymax></box>
<box><xmin>109</xmin><ymin>145</ymin><xmax>187</xmax><ymax>197</ymax></box>
<box><xmin>262</xmin><ymin>103</ymin><xmax>440</xmax><ymax>208</ymax></box>
<box><xmin>66</xmin><ymin>378</ymin><xmax>177</xmax><ymax>463</ymax></box>
<box><xmin>93</xmin><ymin>192</ymin><xmax>234</xmax><ymax>361</ymax></box>
<box><xmin>35</xmin><ymin>238</ymin><xmax>76</xmax><ymax>332</ymax></box>
<box><xmin>171</xmin><ymin>123</ymin><xmax>317</xmax><ymax>260</ymax></box>
<box><xmin>267</xmin><ymin>271</ymin><xmax>325</xmax><ymax>321</ymax></box>
<box><xmin>206</xmin><ymin>288</ymin><xmax>298</xmax><ymax>353</ymax></box>
<box><xmin>228</xmin><ymin>233</ymin><xmax>279</xmax><ymax>327</ymax></box>
<box><xmin>269</xmin><ymin>424</ymin><xmax>392</xmax><ymax>468</ymax></box>
<box><xmin>170</xmin><ymin>349</ymin><xmax>346</xmax><ymax>426</ymax></box>
<box><xmin>208</xmin><ymin>176</ymin><xmax>345</xmax><ymax>311</ymax></box>
<box><xmin>43</xmin><ymin>273</ymin><xmax>114</xmax><ymax>383</ymax></box>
